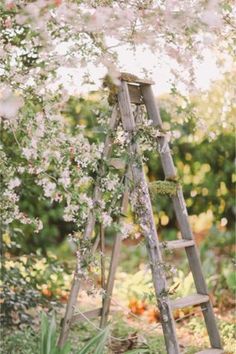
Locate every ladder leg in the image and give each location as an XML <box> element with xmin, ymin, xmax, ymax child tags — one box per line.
<box><xmin>130</xmin><ymin>165</ymin><xmax>180</xmax><ymax>354</ymax></box>
<box><xmin>118</xmin><ymin>81</ymin><xmax>180</xmax><ymax>354</ymax></box>
<box><xmin>100</xmin><ymin>223</ymin><xmax>106</xmax><ymax>291</ymax></box>
<box><xmin>100</xmin><ymin>107</ymin><xmax>142</xmax><ymax>328</ymax></box>
<box><xmin>58</xmin><ymin>107</ymin><xmax>119</xmax><ymax>347</ymax></box>
<box><xmin>100</xmin><ymin>178</ymin><xmax>129</xmax><ymax>328</ymax></box>
<box><xmin>141</xmin><ymin>84</ymin><xmax>222</xmax><ymax>349</ymax></box>
<box><xmin>57</xmin><ymin>265</ymin><xmax>81</xmax><ymax>347</ymax></box>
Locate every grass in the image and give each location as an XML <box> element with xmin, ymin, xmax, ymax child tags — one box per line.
<box><xmin>2</xmin><ymin>312</ymin><xmax>235</xmax><ymax>354</ymax></box>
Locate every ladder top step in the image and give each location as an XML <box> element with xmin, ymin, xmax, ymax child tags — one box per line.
<box><xmin>196</xmin><ymin>350</ymin><xmax>224</xmax><ymax>354</ymax></box>
<box><xmin>120</xmin><ymin>72</ymin><xmax>154</xmax><ymax>85</ymax></box>
<box><xmin>170</xmin><ymin>294</ymin><xmax>209</xmax><ymax>310</ymax></box>
<box><xmin>161</xmin><ymin>239</ymin><xmax>195</xmax><ymax>250</ymax></box>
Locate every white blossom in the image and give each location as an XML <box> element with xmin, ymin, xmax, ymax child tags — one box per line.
<box><xmin>63</xmin><ymin>204</ymin><xmax>79</xmax><ymax>222</ymax></box>
<box><xmin>58</xmin><ymin>169</ymin><xmax>71</xmax><ymax>188</ymax></box>
<box><xmin>35</xmin><ymin>219</ymin><xmax>43</xmax><ymax>233</ymax></box>
<box><xmin>120</xmin><ymin>222</ymin><xmax>134</xmax><ymax>240</ymax></box>
<box><xmin>80</xmin><ymin>194</ymin><xmax>93</xmax><ymax>209</ymax></box>
<box><xmin>38</xmin><ymin>178</ymin><xmax>57</xmax><ymax>198</ymax></box>
<box><xmin>8</xmin><ymin>177</ymin><xmax>21</xmax><ymax>189</ymax></box>
<box><xmin>101</xmin><ymin>212</ymin><xmax>112</xmax><ymax>227</ymax></box>
<box><xmin>22</xmin><ymin>147</ymin><xmax>37</xmax><ymax>160</ymax></box>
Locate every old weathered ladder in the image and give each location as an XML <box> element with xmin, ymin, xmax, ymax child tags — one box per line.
<box><xmin>58</xmin><ymin>74</ymin><xmax>223</xmax><ymax>354</ymax></box>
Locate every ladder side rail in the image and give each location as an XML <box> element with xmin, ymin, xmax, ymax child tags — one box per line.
<box><xmin>141</xmin><ymin>84</ymin><xmax>222</xmax><ymax>349</ymax></box>
<box><xmin>118</xmin><ymin>81</ymin><xmax>180</xmax><ymax>354</ymax></box>
<box><xmin>58</xmin><ymin>106</ymin><xmax>119</xmax><ymax>348</ymax></box>
<box><xmin>140</xmin><ymin>85</ymin><xmax>176</xmax><ymax>179</ymax></box>
<box><xmin>100</xmin><ymin>173</ymin><xmax>130</xmax><ymax>328</ymax></box>
<box><xmin>57</xmin><ymin>267</ymin><xmax>82</xmax><ymax>347</ymax></box>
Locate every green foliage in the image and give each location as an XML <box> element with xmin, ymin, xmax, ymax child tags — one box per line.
<box><xmin>111</xmin><ymin>313</ymin><xmax>165</xmax><ymax>354</ymax></box>
<box><xmin>0</xmin><ymin>327</ymin><xmax>39</xmax><ymax>354</ymax></box>
<box><xmin>115</xmin><ymin>266</ymin><xmax>153</xmax><ymax>303</ymax></box>
<box><xmin>40</xmin><ymin>312</ymin><xmax>71</xmax><ymax>354</ymax></box>
<box><xmin>18</xmin><ymin>187</ymin><xmax>71</xmax><ymax>254</ymax></box>
<box><xmin>77</xmin><ymin>327</ymin><xmax>109</xmax><ymax>354</ymax></box>
<box><xmin>0</xmin><ymin>251</ymin><xmax>71</xmax><ymax>326</ymax></box>
<box><xmin>223</xmin><ymin>264</ymin><xmax>236</xmax><ymax>293</ymax></box>
<box><xmin>64</xmin><ymin>95</ymin><xmax>109</xmax><ymax>143</ymax></box>
<box><xmin>171</xmin><ymin>271</ymin><xmax>194</xmax><ymax>299</ymax></box>
<box><xmin>187</xmin><ymin>316</ymin><xmax>236</xmax><ymax>354</ymax></box>
<box><xmin>40</xmin><ymin>312</ymin><xmax>109</xmax><ymax>354</ymax></box>
<box><xmin>125</xmin><ymin>349</ymin><xmax>150</xmax><ymax>353</ymax></box>
<box><xmin>200</xmin><ymin>227</ymin><xmax>235</xmax><ymax>255</ymax></box>
<box><xmin>1</xmin><ymin>264</ymin><xmax>45</xmax><ymax>326</ymax></box>
<box><xmin>120</xmin><ymin>243</ymin><xmax>148</xmax><ymax>273</ymax></box>
<box><xmin>220</xmin><ymin>321</ymin><xmax>236</xmax><ymax>353</ymax></box>
<box><xmin>198</xmin><ymin>228</ymin><xmax>236</xmax><ymax>298</ymax></box>
<box><xmin>202</xmin><ymin>253</ymin><xmax>236</xmax><ymax>297</ymax></box>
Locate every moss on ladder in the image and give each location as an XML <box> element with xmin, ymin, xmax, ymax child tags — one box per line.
<box><xmin>149</xmin><ymin>180</ymin><xmax>179</xmax><ymax>196</ymax></box>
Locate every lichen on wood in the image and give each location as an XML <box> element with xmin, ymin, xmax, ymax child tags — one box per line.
<box><xmin>149</xmin><ymin>180</ymin><xmax>179</xmax><ymax>196</ymax></box>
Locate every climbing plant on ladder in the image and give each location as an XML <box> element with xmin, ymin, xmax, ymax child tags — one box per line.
<box><xmin>58</xmin><ymin>73</ymin><xmax>223</xmax><ymax>354</ymax></box>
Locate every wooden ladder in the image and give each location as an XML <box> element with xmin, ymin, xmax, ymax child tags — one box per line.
<box><xmin>58</xmin><ymin>74</ymin><xmax>223</xmax><ymax>354</ymax></box>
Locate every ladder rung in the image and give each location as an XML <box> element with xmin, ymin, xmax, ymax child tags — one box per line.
<box><xmin>161</xmin><ymin>239</ymin><xmax>195</xmax><ymax>250</ymax></box>
<box><xmin>70</xmin><ymin>307</ymin><xmax>102</xmax><ymax>325</ymax></box>
<box><xmin>170</xmin><ymin>294</ymin><xmax>209</xmax><ymax>310</ymax></box>
<box><xmin>196</xmin><ymin>350</ymin><xmax>224</xmax><ymax>354</ymax></box>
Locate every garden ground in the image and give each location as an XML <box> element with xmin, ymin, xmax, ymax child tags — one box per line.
<box><xmin>1</xmin><ymin>238</ymin><xmax>235</xmax><ymax>354</ymax></box>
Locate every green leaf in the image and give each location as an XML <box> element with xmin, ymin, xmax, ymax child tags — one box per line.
<box><xmin>77</xmin><ymin>327</ymin><xmax>109</xmax><ymax>354</ymax></box>
<box><xmin>47</xmin><ymin>312</ymin><xmax>57</xmax><ymax>354</ymax></box>
<box><xmin>225</xmin><ymin>271</ymin><xmax>236</xmax><ymax>292</ymax></box>
<box><xmin>94</xmin><ymin>327</ymin><xmax>109</xmax><ymax>354</ymax></box>
<box><xmin>40</xmin><ymin>311</ymin><xmax>63</xmax><ymax>354</ymax></box>
<box><xmin>61</xmin><ymin>342</ymin><xmax>71</xmax><ymax>354</ymax></box>
<box><xmin>40</xmin><ymin>312</ymin><xmax>49</xmax><ymax>354</ymax></box>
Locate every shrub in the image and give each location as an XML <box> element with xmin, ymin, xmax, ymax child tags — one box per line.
<box><xmin>0</xmin><ymin>250</ymin><xmax>72</xmax><ymax>326</ymax></box>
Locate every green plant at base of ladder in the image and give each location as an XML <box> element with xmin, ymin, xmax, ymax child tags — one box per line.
<box><xmin>40</xmin><ymin>311</ymin><xmax>109</xmax><ymax>354</ymax></box>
